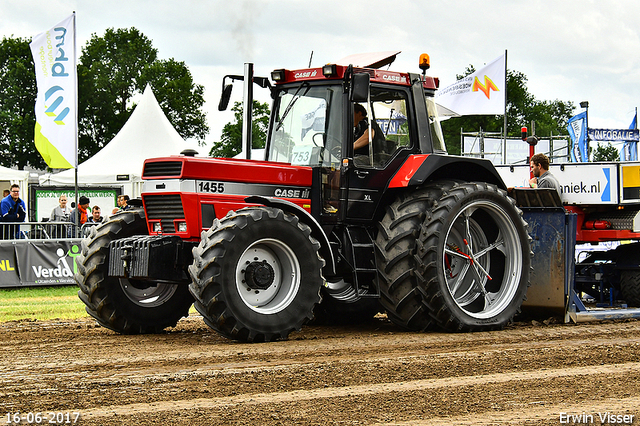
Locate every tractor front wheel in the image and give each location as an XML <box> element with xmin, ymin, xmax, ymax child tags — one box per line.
<box><xmin>188</xmin><ymin>207</ymin><xmax>324</xmax><ymax>342</ymax></box>
<box><xmin>76</xmin><ymin>209</ymin><xmax>194</xmax><ymax>334</ymax></box>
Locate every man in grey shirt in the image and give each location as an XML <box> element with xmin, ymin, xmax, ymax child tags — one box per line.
<box><xmin>529</xmin><ymin>153</ymin><xmax>560</xmax><ymax>193</ymax></box>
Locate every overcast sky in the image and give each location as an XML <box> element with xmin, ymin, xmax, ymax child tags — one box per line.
<box><xmin>2</xmin><ymin>0</ymin><xmax>639</xmax><ymax>152</ymax></box>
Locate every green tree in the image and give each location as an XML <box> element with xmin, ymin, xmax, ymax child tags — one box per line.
<box><xmin>441</xmin><ymin>66</ymin><xmax>575</xmax><ymax>155</ymax></box>
<box><xmin>0</xmin><ymin>30</ymin><xmax>208</xmax><ymax>169</ymax></box>
<box><xmin>78</xmin><ymin>27</ymin><xmax>208</xmax><ymax>161</ymax></box>
<box><xmin>0</xmin><ymin>36</ymin><xmax>45</xmax><ymax>169</ymax></box>
<box><xmin>592</xmin><ymin>142</ymin><xmax>619</xmax><ymax>161</ymax></box>
<box><xmin>210</xmin><ymin>100</ymin><xmax>270</xmax><ymax>158</ymax></box>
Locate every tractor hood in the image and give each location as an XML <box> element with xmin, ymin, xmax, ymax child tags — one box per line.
<box><xmin>141</xmin><ymin>155</ymin><xmax>312</xmax><ymax>187</ymax></box>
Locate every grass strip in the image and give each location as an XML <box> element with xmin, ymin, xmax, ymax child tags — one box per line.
<box><xmin>0</xmin><ymin>285</ymin><xmax>198</xmax><ymax>323</ymax></box>
<box><xmin>0</xmin><ymin>285</ymin><xmax>87</xmax><ymax>322</ymax></box>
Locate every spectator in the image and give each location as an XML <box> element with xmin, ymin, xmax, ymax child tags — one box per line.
<box><xmin>529</xmin><ymin>153</ymin><xmax>560</xmax><ymax>193</ymax></box>
<box><xmin>112</xmin><ymin>194</ymin><xmax>131</xmax><ymax>215</ymax></box>
<box><xmin>1</xmin><ymin>184</ymin><xmax>27</xmax><ymax>239</ymax></box>
<box><xmin>49</xmin><ymin>194</ymin><xmax>72</xmax><ymax>238</ymax></box>
<box><xmin>70</xmin><ymin>196</ymin><xmax>90</xmax><ymax>237</ymax></box>
<box><xmin>2</xmin><ymin>189</ymin><xmax>9</xmax><ymax>197</ymax></box>
<box><xmin>50</xmin><ymin>194</ymin><xmax>72</xmax><ymax>222</ymax></box>
<box><xmin>87</xmin><ymin>205</ymin><xmax>104</xmax><ymax>224</ymax></box>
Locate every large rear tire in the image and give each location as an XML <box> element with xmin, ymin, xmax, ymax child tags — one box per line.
<box><xmin>375</xmin><ymin>184</ymin><xmax>454</xmax><ymax>331</ymax></box>
<box><xmin>417</xmin><ymin>182</ymin><xmax>531</xmax><ymax>331</ymax></box>
<box><xmin>76</xmin><ymin>209</ymin><xmax>194</xmax><ymax>334</ymax></box>
<box><xmin>188</xmin><ymin>207</ymin><xmax>324</xmax><ymax>342</ymax></box>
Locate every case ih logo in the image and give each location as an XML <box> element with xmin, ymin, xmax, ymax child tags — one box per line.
<box><xmin>472</xmin><ymin>75</ymin><xmax>499</xmax><ymax>99</ymax></box>
<box><xmin>294</xmin><ymin>70</ymin><xmax>318</xmax><ymax>79</ymax></box>
<box><xmin>274</xmin><ymin>187</ymin><xmax>310</xmax><ymax>198</ymax></box>
<box><xmin>381</xmin><ymin>73</ymin><xmax>406</xmax><ymax>84</ymax></box>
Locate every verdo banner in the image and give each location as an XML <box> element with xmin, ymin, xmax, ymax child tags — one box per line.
<box><xmin>0</xmin><ymin>240</ymin><xmax>82</xmax><ymax>287</ymax></box>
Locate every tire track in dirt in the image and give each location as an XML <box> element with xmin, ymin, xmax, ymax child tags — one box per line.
<box><xmin>2</xmin><ymin>317</ymin><xmax>640</xmax><ymax>425</ymax></box>
<box><xmin>77</xmin><ymin>362</ymin><xmax>640</xmax><ymax>419</ymax></box>
<box><xmin>380</xmin><ymin>397</ymin><xmax>640</xmax><ymax>425</ymax></box>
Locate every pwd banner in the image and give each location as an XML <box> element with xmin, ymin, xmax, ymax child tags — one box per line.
<box><xmin>29</xmin><ymin>13</ymin><xmax>77</xmax><ymax>169</ymax></box>
<box><xmin>588</xmin><ymin>128</ymin><xmax>640</xmax><ymax>142</ymax></box>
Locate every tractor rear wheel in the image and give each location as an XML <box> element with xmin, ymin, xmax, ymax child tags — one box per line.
<box><xmin>417</xmin><ymin>181</ymin><xmax>531</xmax><ymax>331</ymax></box>
<box><xmin>375</xmin><ymin>184</ymin><xmax>454</xmax><ymax>331</ymax></box>
<box><xmin>76</xmin><ymin>209</ymin><xmax>194</xmax><ymax>334</ymax></box>
<box><xmin>188</xmin><ymin>206</ymin><xmax>324</xmax><ymax>342</ymax></box>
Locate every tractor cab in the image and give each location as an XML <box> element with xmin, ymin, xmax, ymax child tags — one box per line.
<box><xmin>262</xmin><ymin>60</ymin><xmax>447</xmax><ymax>222</ymax></box>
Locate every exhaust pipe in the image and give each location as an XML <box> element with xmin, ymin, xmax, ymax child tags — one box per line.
<box><xmin>242</xmin><ymin>63</ymin><xmax>254</xmax><ymax>160</ymax></box>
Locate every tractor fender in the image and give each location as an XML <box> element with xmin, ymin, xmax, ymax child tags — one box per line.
<box><xmin>388</xmin><ymin>153</ymin><xmax>507</xmax><ymax>190</ymax></box>
<box><xmin>245</xmin><ymin>195</ymin><xmax>336</xmax><ymax>276</ymax></box>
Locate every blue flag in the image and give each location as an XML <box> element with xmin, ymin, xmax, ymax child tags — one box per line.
<box><xmin>567</xmin><ymin>111</ymin><xmax>588</xmax><ymax>162</ymax></box>
<box><xmin>629</xmin><ymin>112</ymin><xmax>637</xmax><ymax>161</ymax></box>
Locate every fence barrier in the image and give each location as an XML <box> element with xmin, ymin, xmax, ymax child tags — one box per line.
<box><xmin>0</xmin><ymin>221</ymin><xmax>100</xmax><ymax>240</ymax></box>
<box><xmin>0</xmin><ymin>221</ymin><xmax>100</xmax><ymax>288</ymax></box>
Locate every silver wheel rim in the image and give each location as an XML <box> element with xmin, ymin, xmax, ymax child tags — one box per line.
<box><xmin>442</xmin><ymin>200</ymin><xmax>523</xmax><ymax>319</ymax></box>
<box><xmin>236</xmin><ymin>238</ymin><xmax>301</xmax><ymax>314</ymax></box>
<box><xmin>120</xmin><ymin>279</ymin><xmax>178</xmax><ymax>307</ymax></box>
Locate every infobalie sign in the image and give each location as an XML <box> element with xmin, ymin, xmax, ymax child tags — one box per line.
<box><xmin>588</xmin><ymin>128</ymin><xmax>639</xmax><ymax>142</ymax></box>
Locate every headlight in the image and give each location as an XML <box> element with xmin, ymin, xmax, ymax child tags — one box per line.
<box><xmin>177</xmin><ymin>222</ymin><xmax>187</xmax><ymax>233</ymax></box>
<box><xmin>153</xmin><ymin>222</ymin><xmax>162</xmax><ymax>233</ymax></box>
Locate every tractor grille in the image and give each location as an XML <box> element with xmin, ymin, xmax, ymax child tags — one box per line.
<box><xmin>144</xmin><ymin>194</ymin><xmax>185</xmax><ymax>233</ymax></box>
<box><xmin>143</xmin><ymin>161</ymin><xmax>183</xmax><ymax>177</ymax></box>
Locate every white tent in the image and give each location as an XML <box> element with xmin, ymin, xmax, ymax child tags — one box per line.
<box><xmin>39</xmin><ymin>85</ymin><xmax>202</xmax><ymax>197</ymax></box>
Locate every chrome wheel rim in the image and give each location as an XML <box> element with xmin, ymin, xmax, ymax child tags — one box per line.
<box><xmin>442</xmin><ymin>200</ymin><xmax>523</xmax><ymax>319</ymax></box>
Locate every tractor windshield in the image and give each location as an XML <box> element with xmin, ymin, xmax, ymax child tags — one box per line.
<box><xmin>267</xmin><ymin>84</ymin><xmax>344</xmax><ymax>167</ymax></box>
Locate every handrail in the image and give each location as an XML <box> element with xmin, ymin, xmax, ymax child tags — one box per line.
<box><xmin>0</xmin><ymin>221</ymin><xmax>101</xmax><ymax>240</ymax></box>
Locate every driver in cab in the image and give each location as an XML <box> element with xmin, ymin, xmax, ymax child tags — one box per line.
<box><xmin>353</xmin><ymin>103</ymin><xmax>384</xmax><ymax>157</ymax></box>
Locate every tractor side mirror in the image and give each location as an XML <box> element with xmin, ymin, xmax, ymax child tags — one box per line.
<box><xmin>218</xmin><ymin>84</ymin><xmax>233</xmax><ymax>111</ymax></box>
<box><xmin>350</xmin><ymin>72</ymin><xmax>370</xmax><ymax>103</ymax></box>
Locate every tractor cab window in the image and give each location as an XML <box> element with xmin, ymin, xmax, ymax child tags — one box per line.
<box><xmin>353</xmin><ymin>88</ymin><xmax>411</xmax><ymax>168</ymax></box>
<box><xmin>267</xmin><ymin>84</ymin><xmax>344</xmax><ymax>167</ymax></box>
<box><xmin>426</xmin><ymin>97</ymin><xmax>447</xmax><ymax>152</ymax></box>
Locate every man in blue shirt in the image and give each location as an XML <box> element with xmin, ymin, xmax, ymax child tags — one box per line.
<box><xmin>1</xmin><ymin>184</ymin><xmax>26</xmax><ymax>239</ymax></box>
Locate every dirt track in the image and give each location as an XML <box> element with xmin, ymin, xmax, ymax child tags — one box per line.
<box><xmin>1</xmin><ymin>314</ymin><xmax>640</xmax><ymax>425</ymax></box>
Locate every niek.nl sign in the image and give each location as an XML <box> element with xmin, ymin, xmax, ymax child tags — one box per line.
<box><xmin>588</xmin><ymin>128</ymin><xmax>639</xmax><ymax>142</ymax></box>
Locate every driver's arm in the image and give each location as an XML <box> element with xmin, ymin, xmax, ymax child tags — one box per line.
<box><xmin>354</xmin><ymin>128</ymin><xmax>374</xmax><ymax>150</ymax></box>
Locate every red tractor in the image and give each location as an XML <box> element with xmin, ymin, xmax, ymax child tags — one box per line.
<box><xmin>76</xmin><ymin>55</ymin><xmax>531</xmax><ymax>342</ymax></box>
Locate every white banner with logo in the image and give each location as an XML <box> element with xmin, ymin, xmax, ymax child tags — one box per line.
<box><xmin>435</xmin><ymin>53</ymin><xmax>506</xmax><ymax>116</ymax></box>
<box><xmin>29</xmin><ymin>13</ymin><xmax>77</xmax><ymax>169</ymax></box>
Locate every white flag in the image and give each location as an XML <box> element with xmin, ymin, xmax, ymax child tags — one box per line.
<box><xmin>30</xmin><ymin>13</ymin><xmax>77</xmax><ymax>169</ymax></box>
<box><xmin>435</xmin><ymin>53</ymin><xmax>506</xmax><ymax>116</ymax></box>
